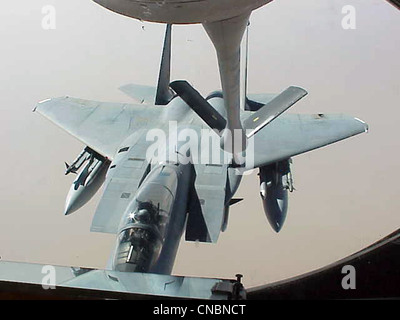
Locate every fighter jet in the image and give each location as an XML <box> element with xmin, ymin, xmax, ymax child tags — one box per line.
<box><xmin>34</xmin><ymin>23</ymin><xmax>368</xmax><ymax>275</ymax></box>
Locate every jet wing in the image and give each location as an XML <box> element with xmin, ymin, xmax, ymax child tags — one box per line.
<box><xmin>250</xmin><ymin>113</ymin><xmax>368</xmax><ymax>169</ymax></box>
<box><xmin>34</xmin><ymin>97</ymin><xmax>162</xmax><ymax>159</ymax></box>
<box><xmin>119</xmin><ymin>84</ymin><xmax>156</xmax><ymax>104</ymax></box>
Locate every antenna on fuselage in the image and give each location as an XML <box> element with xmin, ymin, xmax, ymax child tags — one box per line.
<box><xmin>155</xmin><ymin>24</ymin><xmax>174</xmax><ymax>105</ymax></box>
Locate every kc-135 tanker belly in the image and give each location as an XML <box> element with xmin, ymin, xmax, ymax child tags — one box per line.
<box><xmin>93</xmin><ymin>0</ymin><xmax>273</xmax><ymax>24</ymax></box>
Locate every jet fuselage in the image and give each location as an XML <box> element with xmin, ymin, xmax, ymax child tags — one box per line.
<box><xmin>105</xmin><ymin>95</ymin><xmax>240</xmax><ymax>274</ymax></box>
<box><xmin>111</xmin><ymin>161</ymin><xmax>193</xmax><ymax>274</ymax></box>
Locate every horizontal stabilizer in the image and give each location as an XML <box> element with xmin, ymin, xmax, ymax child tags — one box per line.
<box><xmin>170</xmin><ymin>80</ymin><xmax>227</xmax><ymax>133</ymax></box>
<box><xmin>243</xmin><ymin>86</ymin><xmax>308</xmax><ymax>138</ymax></box>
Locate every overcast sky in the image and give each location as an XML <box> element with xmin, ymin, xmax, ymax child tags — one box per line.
<box><xmin>0</xmin><ymin>0</ymin><xmax>399</xmax><ymax>288</ymax></box>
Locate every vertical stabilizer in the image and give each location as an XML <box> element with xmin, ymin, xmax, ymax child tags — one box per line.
<box><xmin>155</xmin><ymin>24</ymin><xmax>174</xmax><ymax>105</ymax></box>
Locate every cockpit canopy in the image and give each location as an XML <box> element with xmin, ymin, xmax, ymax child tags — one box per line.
<box><xmin>119</xmin><ymin>165</ymin><xmax>178</xmax><ymax>234</ymax></box>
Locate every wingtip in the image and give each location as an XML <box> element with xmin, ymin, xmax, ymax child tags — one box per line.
<box><xmin>354</xmin><ymin>117</ymin><xmax>369</xmax><ymax>133</ymax></box>
<box><xmin>34</xmin><ymin>98</ymin><xmax>52</xmax><ymax>112</ymax></box>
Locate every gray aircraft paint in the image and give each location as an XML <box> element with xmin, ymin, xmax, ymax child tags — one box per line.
<box><xmin>35</xmin><ymin>85</ymin><xmax>367</xmax><ymax>274</ymax></box>
<box><xmin>33</xmin><ymin>4</ymin><xmax>369</xmax><ymax>275</ymax></box>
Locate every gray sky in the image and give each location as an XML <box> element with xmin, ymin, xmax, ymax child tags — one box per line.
<box><xmin>0</xmin><ymin>0</ymin><xmax>399</xmax><ymax>288</ymax></box>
